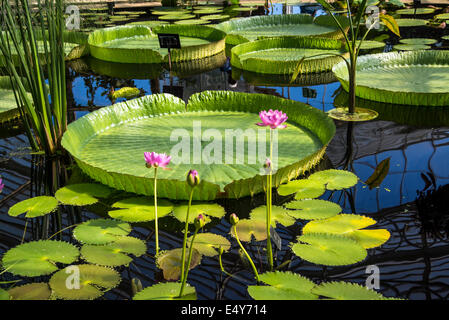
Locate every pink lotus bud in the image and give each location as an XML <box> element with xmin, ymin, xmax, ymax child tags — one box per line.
<box><xmin>186</xmin><ymin>169</ymin><xmax>200</xmax><ymax>187</ymax></box>
<box><xmin>230</xmin><ymin>213</ymin><xmax>239</xmax><ymax>226</ymax></box>
<box><xmin>194</xmin><ymin>214</ymin><xmax>206</xmax><ymax>229</ymax></box>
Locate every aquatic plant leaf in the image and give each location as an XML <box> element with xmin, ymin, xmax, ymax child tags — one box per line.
<box><xmin>0</xmin><ymin>289</ymin><xmax>10</xmax><ymax>300</ymax></box>
<box><xmin>278</xmin><ymin>179</ymin><xmax>325</xmax><ymax>199</ymax></box>
<box><xmin>81</xmin><ymin>236</ymin><xmax>146</xmax><ymax>267</ymax></box>
<box><xmin>436</xmin><ymin>13</ymin><xmax>449</xmax><ymax>20</ymax></box>
<box><xmin>172</xmin><ymin>203</ymin><xmax>224</xmax><ymax>224</ymax></box>
<box><xmin>55</xmin><ymin>183</ymin><xmax>113</xmax><ymax>206</ymax></box>
<box><xmin>111</xmin><ymin>87</ymin><xmax>141</xmax><ymax>100</ymax></box>
<box><xmin>231</xmin><ymin>219</ymin><xmax>267</xmax><ymax>242</ymax></box>
<box><xmin>187</xmin><ymin>233</ymin><xmax>231</xmax><ymax>257</ymax></box>
<box><xmin>355</xmin><ymin>40</ymin><xmax>385</xmax><ymax>50</ymax></box>
<box><xmin>327</xmin><ymin>107</ymin><xmax>379</xmax><ymax>122</ymax></box>
<box><xmin>311</xmin><ymin>281</ymin><xmax>388</xmax><ymax>300</ymax></box>
<box><xmin>133</xmin><ymin>282</ymin><xmax>196</xmax><ymax>300</ymax></box>
<box><xmin>302</xmin><ymin>214</ymin><xmax>390</xmax><ymax>249</ymax></box>
<box><xmin>1</xmin><ymin>240</ymin><xmax>79</xmax><ymax>277</ymax></box>
<box><xmin>8</xmin><ymin>196</ymin><xmax>59</xmax><ymax>218</ymax></box>
<box><xmin>395</xmin><ymin>8</ymin><xmax>434</xmax><ymax>15</ymax></box>
<box><xmin>284</xmin><ymin>199</ymin><xmax>341</xmax><ymax>220</ymax></box>
<box><xmin>392</xmin><ymin>18</ymin><xmax>428</xmax><ymax>27</ymax></box>
<box><xmin>50</xmin><ymin>264</ymin><xmax>121</xmax><ymax>300</ymax></box>
<box><xmin>73</xmin><ymin>218</ymin><xmax>132</xmax><ymax>245</ymax></box>
<box><xmin>309</xmin><ymin>169</ymin><xmax>358</xmax><ymax>190</ymax></box>
<box><xmin>8</xmin><ymin>283</ymin><xmax>51</xmax><ymax>300</ymax></box>
<box><xmin>291</xmin><ymin>233</ymin><xmax>367</xmax><ymax>266</ymax></box>
<box><xmin>109</xmin><ymin>197</ymin><xmax>174</xmax><ymax>222</ymax></box>
<box><xmin>399</xmin><ymin>38</ymin><xmax>437</xmax><ymax>45</ymax></box>
<box><xmin>394</xmin><ymin>44</ymin><xmax>430</xmax><ymax>51</ymax></box>
<box><xmin>249</xmin><ymin>205</ymin><xmax>296</xmax><ymax>227</ymax></box>
<box><xmin>248</xmin><ymin>271</ymin><xmax>317</xmax><ymax>300</ymax></box>
<box><xmin>365</xmin><ymin>157</ymin><xmax>391</xmax><ymax>190</ymax></box>
<box><xmin>174</xmin><ymin>19</ymin><xmax>210</xmax><ymax>25</ymax></box>
<box><xmin>379</xmin><ymin>14</ymin><xmax>400</xmax><ymax>37</ymax></box>
<box><xmin>156</xmin><ymin>248</ymin><xmax>202</xmax><ymax>281</ymax></box>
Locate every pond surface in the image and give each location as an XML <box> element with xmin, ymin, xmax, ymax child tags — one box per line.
<box><xmin>2</xmin><ymin>2</ymin><xmax>449</xmax><ymax>300</ymax></box>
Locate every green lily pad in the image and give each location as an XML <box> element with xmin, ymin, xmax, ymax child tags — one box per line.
<box><xmin>394</xmin><ymin>18</ymin><xmax>428</xmax><ymax>27</ymax></box>
<box><xmin>50</xmin><ymin>264</ymin><xmax>121</xmax><ymax>300</ymax></box>
<box><xmin>291</xmin><ymin>233</ymin><xmax>367</xmax><ymax>266</ymax></box>
<box><xmin>188</xmin><ymin>233</ymin><xmax>230</xmax><ymax>257</ymax></box>
<box><xmin>232</xmin><ymin>7</ymin><xmax>257</xmax><ymax>11</ymax></box>
<box><xmin>159</xmin><ymin>14</ymin><xmax>196</xmax><ymax>21</ymax></box>
<box><xmin>111</xmin><ymin>87</ymin><xmax>141</xmax><ymax>100</ymax></box>
<box><xmin>395</xmin><ymin>8</ymin><xmax>435</xmax><ymax>15</ymax></box>
<box><xmin>55</xmin><ymin>183</ymin><xmax>113</xmax><ymax>206</ymax></box>
<box><xmin>193</xmin><ymin>8</ymin><xmax>223</xmax><ymax>14</ymax></box>
<box><xmin>0</xmin><ymin>289</ymin><xmax>9</xmax><ymax>300</ymax></box>
<box><xmin>249</xmin><ymin>205</ymin><xmax>296</xmax><ymax>227</ymax></box>
<box><xmin>8</xmin><ymin>283</ymin><xmax>51</xmax><ymax>300</ymax></box>
<box><xmin>278</xmin><ymin>179</ymin><xmax>326</xmax><ymax>200</ymax></box>
<box><xmin>394</xmin><ymin>43</ymin><xmax>430</xmax><ymax>51</ymax></box>
<box><xmin>248</xmin><ymin>271</ymin><xmax>318</xmax><ymax>300</ymax></box>
<box><xmin>73</xmin><ymin>218</ymin><xmax>132</xmax><ymax>245</ymax></box>
<box><xmin>200</xmin><ymin>14</ymin><xmax>230</xmax><ymax>20</ymax></box>
<box><xmin>327</xmin><ymin>107</ymin><xmax>379</xmax><ymax>121</ymax></box>
<box><xmin>355</xmin><ymin>40</ymin><xmax>385</xmax><ymax>50</ymax></box>
<box><xmin>174</xmin><ymin>19</ymin><xmax>210</xmax><ymax>25</ymax></box>
<box><xmin>156</xmin><ymin>248</ymin><xmax>202</xmax><ymax>281</ymax></box>
<box><xmin>1</xmin><ymin>240</ymin><xmax>79</xmax><ymax>277</ymax></box>
<box><xmin>128</xmin><ymin>20</ymin><xmax>169</xmax><ymax>27</ymax></box>
<box><xmin>311</xmin><ymin>281</ymin><xmax>388</xmax><ymax>300</ymax></box>
<box><xmin>435</xmin><ymin>13</ymin><xmax>449</xmax><ymax>20</ymax></box>
<box><xmin>8</xmin><ymin>196</ymin><xmax>59</xmax><ymax>218</ymax></box>
<box><xmin>172</xmin><ymin>203</ymin><xmax>225</xmax><ymax>224</ymax></box>
<box><xmin>308</xmin><ymin>169</ymin><xmax>358</xmax><ymax>190</ymax></box>
<box><xmin>81</xmin><ymin>236</ymin><xmax>147</xmax><ymax>266</ymax></box>
<box><xmin>109</xmin><ymin>197</ymin><xmax>174</xmax><ymax>222</ymax></box>
<box><xmin>399</xmin><ymin>38</ymin><xmax>437</xmax><ymax>45</ymax></box>
<box><xmin>133</xmin><ymin>282</ymin><xmax>196</xmax><ymax>300</ymax></box>
<box><xmin>284</xmin><ymin>199</ymin><xmax>341</xmax><ymax>220</ymax></box>
<box><xmin>231</xmin><ymin>219</ymin><xmax>267</xmax><ymax>242</ymax></box>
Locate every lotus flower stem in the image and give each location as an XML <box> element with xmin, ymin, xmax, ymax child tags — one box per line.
<box><xmin>153</xmin><ymin>167</ymin><xmax>159</xmax><ymax>256</ymax></box>
<box><xmin>266</xmin><ymin>129</ymin><xmax>274</xmax><ymax>270</ymax></box>
<box><xmin>179</xmin><ymin>224</ymin><xmax>199</xmax><ymax>297</ymax></box>
<box><xmin>232</xmin><ymin>224</ymin><xmax>260</xmax><ymax>283</ymax></box>
<box><xmin>180</xmin><ymin>187</ymin><xmax>194</xmax><ymax>285</ymax></box>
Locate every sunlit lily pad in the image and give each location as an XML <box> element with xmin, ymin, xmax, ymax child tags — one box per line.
<box><xmin>327</xmin><ymin>107</ymin><xmax>379</xmax><ymax>121</ymax></box>
<box><xmin>399</xmin><ymin>38</ymin><xmax>437</xmax><ymax>45</ymax></box>
<box><xmin>248</xmin><ymin>271</ymin><xmax>318</xmax><ymax>300</ymax></box>
<box><xmin>0</xmin><ymin>289</ymin><xmax>9</xmax><ymax>300</ymax></box>
<box><xmin>109</xmin><ymin>197</ymin><xmax>174</xmax><ymax>222</ymax></box>
<box><xmin>435</xmin><ymin>13</ymin><xmax>449</xmax><ymax>20</ymax></box>
<box><xmin>172</xmin><ymin>203</ymin><xmax>224</xmax><ymax>224</ymax></box>
<box><xmin>393</xmin><ymin>18</ymin><xmax>428</xmax><ymax>27</ymax></box>
<box><xmin>159</xmin><ymin>14</ymin><xmax>195</xmax><ymax>21</ymax></box>
<box><xmin>249</xmin><ymin>205</ymin><xmax>296</xmax><ymax>227</ymax></box>
<box><xmin>394</xmin><ymin>43</ymin><xmax>430</xmax><ymax>51</ymax></box>
<box><xmin>73</xmin><ymin>218</ymin><xmax>132</xmax><ymax>244</ymax></box>
<box><xmin>174</xmin><ymin>19</ymin><xmax>210</xmax><ymax>25</ymax></box>
<box><xmin>8</xmin><ymin>196</ymin><xmax>59</xmax><ymax>218</ymax></box>
<box><xmin>302</xmin><ymin>214</ymin><xmax>390</xmax><ymax>248</ymax></box>
<box><xmin>395</xmin><ymin>8</ymin><xmax>435</xmax><ymax>15</ymax></box>
<box><xmin>8</xmin><ymin>283</ymin><xmax>51</xmax><ymax>300</ymax></box>
<box><xmin>291</xmin><ymin>233</ymin><xmax>367</xmax><ymax>266</ymax></box>
<box><xmin>50</xmin><ymin>264</ymin><xmax>121</xmax><ymax>300</ymax></box>
<box><xmin>200</xmin><ymin>14</ymin><xmax>230</xmax><ymax>20</ymax></box>
<box><xmin>308</xmin><ymin>169</ymin><xmax>358</xmax><ymax>190</ymax></box>
<box><xmin>311</xmin><ymin>281</ymin><xmax>388</xmax><ymax>300</ymax></box>
<box><xmin>55</xmin><ymin>183</ymin><xmax>113</xmax><ymax>206</ymax></box>
<box><xmin>277</xmin><ymin>179</ymin><xmax>326</xmax><ymax>200</ymax></box>
<box><xmin>156</xmin><ymin>248</ymin><xmax>202</xmax><ymax>281</ymax></box>
<box><xmin>2</xmin><ymin>240</ymin><xmax>79</xmax><ymax>277</ymax></box>
<box><xmin>284</xmin><ymin>199</ymin><xmax>341</xmax><ymax>220</ymax></box>
<box><xmin>188</xmin><ymin>233</ymin><xmax>230</xmax><ymax>257</ymax></box>
<box><xmin>81</xmin><ymin>236</ymin><xmax>147</xmax><ymax>266</ymax></box>
<box><xmin>231</xmin><ymin>219</ymin><xmax>267</xmax><ymax>242</ymax></box>
<box><xmin>133</xmin><ymin>282</ymin><xmax>196</xmax><ymax>300</ymax></box>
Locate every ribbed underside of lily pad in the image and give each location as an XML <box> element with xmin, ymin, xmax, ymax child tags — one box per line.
<box><xmin>231</xmin><ymin>37</ymin><xmax>347</xmax><ymax>75</ymax></box>
<box><xmin>332</xmin><ymin>50</ymin><xmax>449</xmax><ymax>106</ymax></box>
<box><xmin>88</xmin><ymin>24</ymin><xmax>226</xmax><ymax>63</ymax></box>
<box><xmin>61</xmin><ymin>91</ymin><xmax>335</xmax><ymax>200</ymax></box>
<box><xmin>215</xmin><ymin>14</ymin><xmax>348</xmax><ymax>45</ymax></box>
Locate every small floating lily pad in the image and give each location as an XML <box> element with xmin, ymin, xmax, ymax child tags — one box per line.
<box><xmin>8</xmin><ymin>196</ymin><xmax>59</xmax><ymax>218</ymax></box>
<box><xmin>435</xmin><ymin>13</ymin><xmax>449</xmax><ymax>20</ymax></box>
<box><xmin>1</xmin><ymin>240</ymin><xmax>79</xmax><ymax>277</ymax></box>
<box><xmin>355</xmin><ymin>40</ymin><xmax>385</xmax><ymax>50</ymax></box>
<box><xmin>50</xmin><ymin>264</ymin><xmax>121</xmax><ymax>300</ymax></box>
<box><xmin>200</xmin><ymin>14</ymin><xmax>230</xmax><ymax>21</ymax></box>
<box><xmin>174</xmin><ymin>19</ymin><xmax>210</xmax><ymax>25</ymax></box>
<box><xmin>0</xmin><ymin>289</ymin><xmax>9</xmax><ymax>300</ymax></box>
<box><xmin>291</xmin><ymin>233</ymin><xmax>367</xmax><ymax>266</ymax></box>
<box><xmin>159</xmin><ymin>14</ymin><xmax>196</xmax><ymax>21</ymax></box>
<box><xmin>231</xmin><ymin>219</ymin><xmax>266</xmax><ymax>242</ymax></box>
<box><xmin>308</xmin><ymin>169</ymin><xmax>358</xmax><ymax>190</ymax></box>
<box><xmin>394</xmin><ymin>18</ymin><xmax>428</xmax><ymax>27</ymax></box>
<box><xmin>399</xmin><ymin>38</ymin><xmax>437</xmax><ymax>45</ymax></box>
<box><xmin>284</xmin><ymin>199</ymin><xmax>341</xmax><ymax>220</ymax></box>
<box><xmin>8</xmin><ymin>283</ymin><xmax>51</xmax><ymax>300</ymax></box>
<box><xmin>248</xmin><ymin>271</ymin><xmax>317</xmax><ymax>300</ymax></box>
<box><xmin>172</xmin><ymin>203</ymin><xmax>224</xmax><ymax>224</ymax></box>
<box><xmin>73</xmin><ymin>218</ymin><xmax>132</xmax><ymax>245</ymax></box>
<box><xmin>327</xmin><ymin>107</ymin><xmax>379</xmax><ymax>121</ymax></box>
<box><xmin>188</xmin><ymin>233</ymin><xmax>231</xmax><ymax>257</ymax></box>
<box><xmin>249</xmin><ymin>205</ymin><xmax>296</xmax><ymax>227</ymax></box>
<box><xmin>277</xmin><ymin>179</ymin><xmax>326</xmax><ymax>200</ymax></box>
<box><xmin>395</xmin><ymin>8</ymin><xmax>435</xmax><ymax>15</ymax></box>
<box><xmin>81</xmin><ymin>236</ymin><xmax>147</xmax><ymax>266</ymax></box>
<box><xmin>193</xmin><ymin>8</ymin><xmax>223</xmax><ymax>14</ymax></box>
<box><xmin>55</xmin><ymin>183</ymin><xmax>113</xmax><ymax>206</ymax></box>
<box><xmin>394</xmin><ymin>43</ymin><xmax>430</xmax><ymax>51</ymax></box>
<box><xmin>133</xmin><ymin>282</ymin><xmax>196</xmax><ymax>300</ymax></box>
<box><xmin>109</xmin><ymin>197</ymin><xmax>174</xmax><ymax>223</ymax></box>
<box><xmin>311</xmin><ymin>281</ymin><xmax>388</xmax><ymax>300</ymax></box>
<box><xmin>128</xmin><ymin>20</ymin><xmax>169</xmax><ymax>27</ymax></box>
<box><xmin>156</xmin><ymin>248</ymin><xmax>202</xmax><ymax>281</ymax></box>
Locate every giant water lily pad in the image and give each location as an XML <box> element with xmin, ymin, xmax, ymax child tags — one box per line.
<box><xmin>88</xmin><ymin>24</ymin><xmax>226</xmax><ymax>64</ymax></box>
<box><xmin>49</xmin><ymin>264</ymin><xmax>121</xmax><ymax>300</ymax></box>
<box><xmin>231</xmin><ymin>37</ymin><xmax>348</xmax><ymax>75</ymax></box>
<box><xmin>133</xmin><ymin>282</ymin><xmax>196</xmax><ymax>300</ymax></box>
<box><xmin>333</xmin><ymin>50</ymin><xmax>449</xmax><ymax>106</ymax></box>
<box><xmin>291</xmin><ymin>233</ymin><xmax>367</xmax><ymax>266</ymax></box>
<box><xmin>61</xmin><ymin>91</ymin><xmax>335</xmax><ymax>200</ymax></box>
<box><xmin>8</xmin><ymin>196</ymin><xmax>59</xmax><ymax>218</ymax></box>
<box><xmin>248</xmin><ymin>271</ymin><xmax>317</xmax><ymax>300</ymax></box>
<box><xmin>216</xmin><ymin>14</ymin><xmax>349</xmax><ymax>45</ymax></box>
<box><xmin>1</xmin><ymin>240</ymin><xmax>79</xmax><ymax>277</ymax></box>
<box><xmin>108</xmin><ymin>197</ymin><xmax>174</xmax><ymax>222</ymax></box>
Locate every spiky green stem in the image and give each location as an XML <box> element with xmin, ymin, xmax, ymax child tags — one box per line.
<box><xmin>233</xmin><ymin>224</ymin><xmax>260</xmax><ymax>283</ymax></box>
<box><xmin>154</xmin><ymin>167</ymin><xmax>159</xmax><ymax>256</ymax></box>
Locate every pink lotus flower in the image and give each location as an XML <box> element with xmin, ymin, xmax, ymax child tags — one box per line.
<box><xmin>256</xmin><ymin>109</ymin><xmax>288</xmax><ymax>129</ymax></box>
<box><xmin>144</xmin><ymin>152</ymin><xmax>171</xmax><ymax>169</ymax></box>
<box><xmin>0</xmin><ymin>178</ymin><xmax>3</xmax><ymax>193</ymax></box>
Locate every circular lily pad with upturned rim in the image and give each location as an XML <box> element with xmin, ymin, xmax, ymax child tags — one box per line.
<box><xmin>61</xmin><ymin>91</ymin><xmax>335</xmax><ymax>201</ymax></box>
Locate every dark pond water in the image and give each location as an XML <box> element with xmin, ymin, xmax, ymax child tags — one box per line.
<box><xmin>2</xmin><ymin>2</ymin><xmax>449</xmax><ymax>300</ymax></box>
